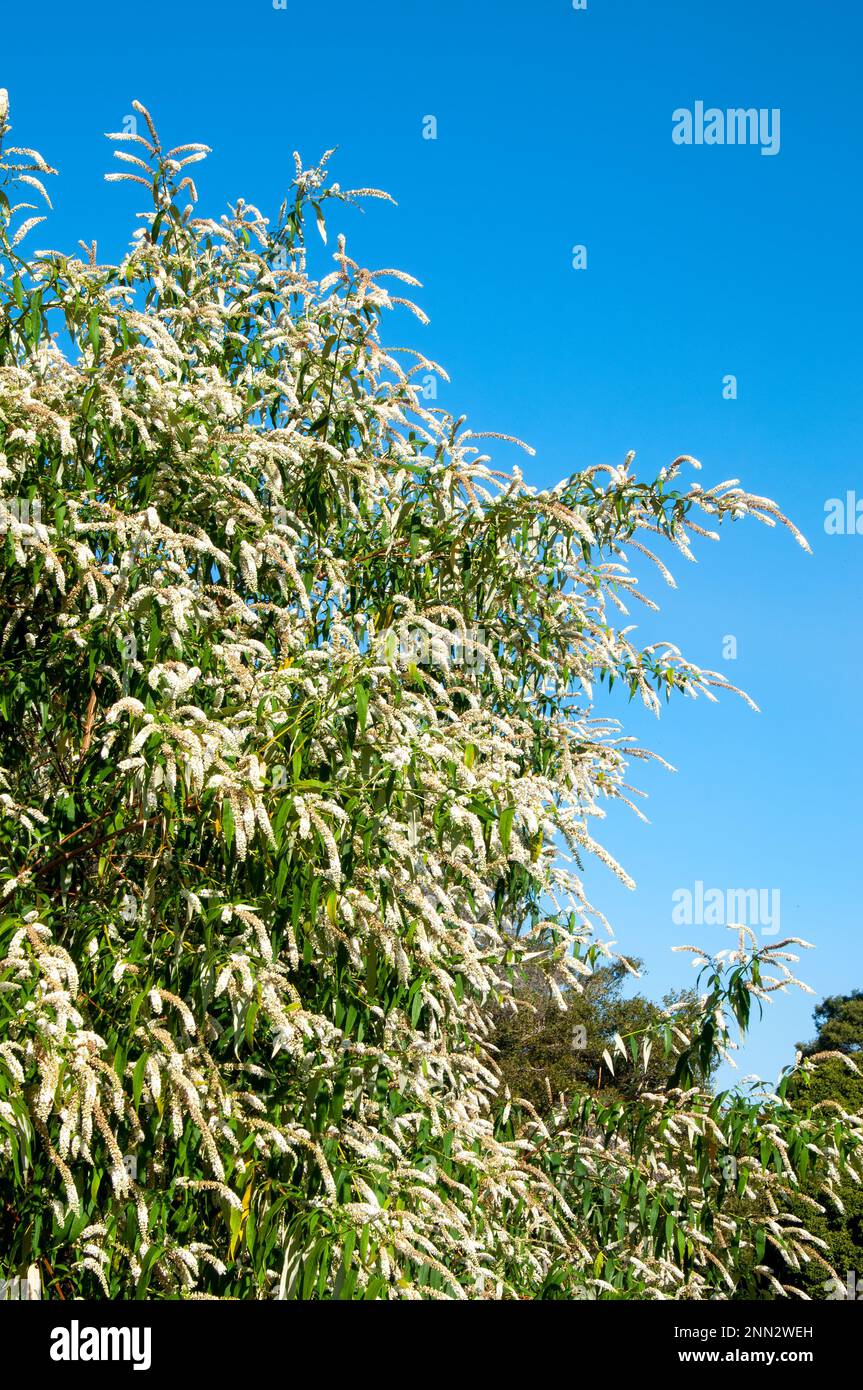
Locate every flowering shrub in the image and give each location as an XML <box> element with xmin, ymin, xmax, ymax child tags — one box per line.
<box><xmin>0</xmin><ymin>93</ymin><xmax>859</xmax><ymax>1299</ymax></box>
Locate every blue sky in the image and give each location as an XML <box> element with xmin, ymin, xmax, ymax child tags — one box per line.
<box><xmin>4</xmin><ymin>0</ymin><xmax>861</xmax><ymax>1083</ymax></box>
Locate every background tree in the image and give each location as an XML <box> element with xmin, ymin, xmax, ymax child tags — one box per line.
<box><xmin>800</xmin><ymin>992</ymin><xmax>863</xmax><ymax>1062</ymax></box>
<box><xmin>492</xmin><ymin>960</ymin><xmax>714</xmax><ymax>1114</ymax></box>
<box><xmin>775</xmin><ymin>993</ymin><xmax>863</xmax><ymax>1297</ymax></box>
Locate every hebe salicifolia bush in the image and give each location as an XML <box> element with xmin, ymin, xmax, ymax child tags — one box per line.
<box><xmin>0</xmin><ymin>92</ymin><xmax>859</xmax><ymax>1299</ymax></box>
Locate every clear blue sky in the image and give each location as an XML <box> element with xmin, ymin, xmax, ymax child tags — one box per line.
<box><xmin>4</xmin><ymin>0</ymin><xmax>861</xmax><ymax>1084</ymax></box>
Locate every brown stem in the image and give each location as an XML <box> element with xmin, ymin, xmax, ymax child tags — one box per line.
<box><xmin>30</xmin><ymin>817</ymin><xmax>149</xmax><ymax>882</ymax></box>
<box><xmin>79</xmin><ymin>675</ymin><xmax>102</xmax><ymax>760</ymax></box>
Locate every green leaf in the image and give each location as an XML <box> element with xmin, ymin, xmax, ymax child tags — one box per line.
<box><xmin>132</xmin><ymin>1054</ymin><xmax>148</xmax><ymax>1110</ymax></box>
<box><xmin>499</xmin><ymin>805</ymin><xmax>515</xmax><ymax>854</ymax></box>
<box><xmin>355</xmin><ymin>683</ymin><xmax>369</xmax><ymax>732</ymax></box>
